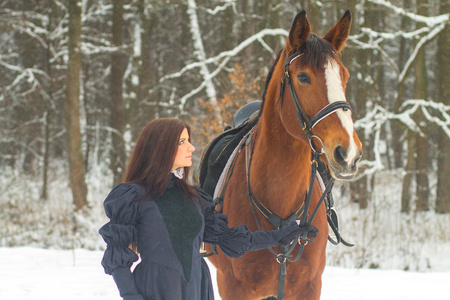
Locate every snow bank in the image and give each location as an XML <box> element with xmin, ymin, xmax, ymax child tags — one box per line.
<box><xmin>0</xmin><ymin>247</ymin><xmax>448</xmax><ymax>300</ymax></box>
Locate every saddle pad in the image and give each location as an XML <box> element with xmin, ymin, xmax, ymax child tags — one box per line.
<box><xmin>213</xmin><ymin>140</ymin><xmax>242</xmax><ymax>199</ymax></box>
<box><xmin>199</xmin><ymin>113</ymin><xmax>259</xmax><ymax>196</ymax></box>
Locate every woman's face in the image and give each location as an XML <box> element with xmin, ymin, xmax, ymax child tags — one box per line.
<box><xmin>172</xmin><ymin>128</ymin><xmax>195</xmax><ymax>170</ymax></box>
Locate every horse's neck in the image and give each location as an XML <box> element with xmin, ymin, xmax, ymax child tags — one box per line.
<box><xmin>249</xmin><ymin>110</ymin><xmax>314</xmax><ymax>217</ymax></box>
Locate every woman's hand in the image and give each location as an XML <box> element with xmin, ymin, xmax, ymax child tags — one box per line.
<box><xmin>278</xmin><ymin>223</ymin><xmax>319</xmax><ymax>246</ymax></box>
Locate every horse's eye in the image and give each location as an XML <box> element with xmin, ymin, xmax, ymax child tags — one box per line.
<box><xmin>297</xmin><ymin>72</ymin><xmax>311</xmax><ymax>84</ymax></box>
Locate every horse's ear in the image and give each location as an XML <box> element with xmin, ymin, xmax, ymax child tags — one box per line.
<box><xmin>323</xmin><ymin>10</ymin><xmax>352</xmax><ymax>52</ymax></box>
<box><xmin>286</xmin><ymin>10</ymin><xmax>311</xmax><ymax>55</ymax></box>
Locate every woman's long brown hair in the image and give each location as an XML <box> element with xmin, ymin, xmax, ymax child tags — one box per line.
<box><xmin>123</xmin><ymin>118</ymin><xmax>198</xmax><ymax>200</ymax></box>
<box><xmin>124</xmin><ymin>118</ymin><xmax>198</xmax><ymax>254</ymax></box>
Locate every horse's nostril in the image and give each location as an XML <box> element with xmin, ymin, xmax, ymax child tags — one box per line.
<box><xmin>334</xmin><ymin>146</ymin><xmax>347</xmax><ymax>166</ymax></box>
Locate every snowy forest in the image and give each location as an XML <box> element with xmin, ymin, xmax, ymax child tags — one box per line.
<box><xmin>0</xmin><ymin>0</ymin><xmax>449</xmax><ymax>274</ymax></box>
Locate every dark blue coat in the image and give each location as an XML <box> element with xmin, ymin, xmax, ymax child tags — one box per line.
<box><xmin>99</xmin><ymin>176</ymin><xmax>298</xmax><ymax>300</ymax></box>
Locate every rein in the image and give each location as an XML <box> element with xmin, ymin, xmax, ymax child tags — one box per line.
<box><xmin>245</xmin><ymin>50</ymin><xmax>353</xmax><ymax>300</ymax></box>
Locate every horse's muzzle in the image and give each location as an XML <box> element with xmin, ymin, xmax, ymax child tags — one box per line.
<box><xmin>328</xmin><ymin>145</ymin><xmax>362</xmax><ymax>180</ymax></box>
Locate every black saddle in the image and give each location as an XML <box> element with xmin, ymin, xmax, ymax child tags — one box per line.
<box><xmin>199</xmin><ymin>103</ymin><xmax>260</xmax><ymax>196</ymax></box>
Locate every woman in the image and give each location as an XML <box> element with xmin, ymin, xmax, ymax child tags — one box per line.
<box><xmin>99</xmin><ymin>118</ymin><xmax>318</xmax><ymax>300</ymax></box>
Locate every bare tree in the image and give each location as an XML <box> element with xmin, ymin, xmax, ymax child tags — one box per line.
<box><xmin>350</xmin><ymin>1</ymin><xmax>380</xmax><ymax>209</ymax></box>
<box><xmin>65</xmin><ymin>0</ymin><xmax>87</xmax><ymax>210</ymax></box>
<box><xmin>109</xmin><ymin>0</ymin><xmax>127</xmax><ymax>185</ymax></box>
<box><xmin>436</xmin><ymin>0</ymin><xmax>450</xmax><ymax>213</ymax></box>
<box><xmin>413</xmin><ymin>0</ymin><xmax>430</xmax><ymax>212</ymax></box>
<box><xmin>185</xmin><ymin>0</ymin><xmax>222</xmax><ymax>123</ymax></box>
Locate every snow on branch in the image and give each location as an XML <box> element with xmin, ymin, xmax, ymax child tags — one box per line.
<box><xmin>0</xmin><ymin>59</ymin><xmax>51</xmax><ymax>97</ymax></box>
<box><xmin>368</xmin><ymin>0</ymin><xmax>449</xmax><ymax>27</ymax></box>
<box><xmin>398</xmin><ymin>22</ymin><xmax>446</xmax><ymax>83</ymax></box>
<box><xmin>81</xmin><ymin>43</ymin><xmax>122</xmax><ymax>55</ymax></box>
<box><xmin>159</xmin><ymin>17</ymin><xmax>287</xmax><ymax>113</ymax></box>
<box><xmin>202</xmin><ymin>0</ymin><xmax>237</xmax><ymax>15</ymax></box>
<box><xmin>349</xmin><ymin>2</ymin><xmax>448</xmax><ymax>84</ymax></box>
<box><xmin>354</xmin><ymin>99</ymin><xmax>450</xmax><ymax>177</ymax></box>
<box><xmin>356</xmin><ymin>99</ymin><xmax>450</xmax><ymax>138</ymax></box>
<box><xmin>186</xmin><ymin>0</ymin><xmax>220</xmax><ymax>120</ymax></box>
<box><xmin>159</xmin><ymin>28</ymin><xmax>288</xmax><ymax>83</ymax></box>
<box><xmin>355</xmin><ymin>27</ymin><xmax>431</xmax><ymax>41</ymax></box>
<box><xmin>349</xmin><ymin>36</ymin><xmax>400</xmax><ymax>74</ymax></box>
<box><xmin>179</xmin><ymin>56</ymin><xmax>231</xmax><ymax>112</ymax></box>
<box><xmin>9</xmin><ymin>20</ymin><xmax>49</xmax><ymax>50</ymax></box>
<box><xmin>400</xmin><ymin>99</ymin><xmax>450</xmax><ymax>139</ymax></box>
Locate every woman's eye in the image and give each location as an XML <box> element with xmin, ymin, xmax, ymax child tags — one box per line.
<box><xmin>179</xmin><ymin>140</ymin><xmax>184</xmax><ymax>145</ymax></box>
<box><xmin>297</xmin><ymin>72</ymin><xmax>311</xmax><ymax>84</ymax></box>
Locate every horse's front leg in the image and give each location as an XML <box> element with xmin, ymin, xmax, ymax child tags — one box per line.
<box><xmin>216</xmin><ymin>269</ymin><xmax>263</xmax><ymax>300</ymax></box>
<box><xmin>290</xmin><ymin>279</ymin><xmax>322</xmax><ymax>300</ymax></box>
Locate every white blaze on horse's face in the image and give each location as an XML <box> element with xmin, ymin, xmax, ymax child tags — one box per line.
<box><xmin>324</xmin><ymin>59</ymin><xmax>359</xmax><ymax>169</ymax></box>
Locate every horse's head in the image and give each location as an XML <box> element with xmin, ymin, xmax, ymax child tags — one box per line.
<box><xmin>270</xmin><ymin>10</ymin><xmax>362</xmax><ymax>180</ymax></box>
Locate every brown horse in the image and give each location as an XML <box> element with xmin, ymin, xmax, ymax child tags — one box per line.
<box><xmin>206</xmin><ymin>10</ymin><xmax>362</xmax><ymax>300</ymax></box>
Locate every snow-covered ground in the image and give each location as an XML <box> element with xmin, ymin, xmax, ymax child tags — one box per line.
<box><xmin>1</xmin><ymin>167</ymin><xmax>449</xmax><ymax>299</ymax></box>
<box><xmin>0</xmin><ymin>247</ymin><xmax>448</xmax><ymax>300</ymax></box>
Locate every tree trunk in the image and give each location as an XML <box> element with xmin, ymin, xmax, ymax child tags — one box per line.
<box><xmin>131</xmin><ymin>0</ymin><xmax>157</xmax><ymax>142</ymax></box>
<box><xmin>65</xmin><ymin>0</ymin><xmax>87</xmax><ymax>210</ymax></box>
<box><xmin>41</xmin><ymin>110</ymin><xmax>50</xmax><ymax>200</ymax></box>
<box><xmin>186</xmin><ymin>0</ymin><xmax>221</xmax><ymax>122</ymax></box>
<box><xmin>349</xmin><ymin>1</ymin><xmax>377</xmax><ymax>209</ymax></box>
<box><xmin>221</xmin><ymin>1</ymin><xmax>235</xmax><ymax>51</ymax></box>
<box><xmin>436</xmin><ymin>0</ymin><xmax>450</xmax><ymax>213</ymax></box>
<box><xmin>392</xmin><ymin>0</ymin><xmax>413</xmax><ymax>169</ymax></box>
<box><xmin>109</xmin><ymin>0</ymin><xmax>127</xmax><ymax>185</ymax></box>
<box><xmin>305</xmin><ymin>0</ymin><xmax>320</xmax><ymax>32</ymax></box>
<box><xmin>341</xmin><ymin>0</ymin><xmax>356</xmax><ymax>108</ymax></box>
<box><xmin>401</xmin><ymin>131</ymin><xmax>415</xmax><ymax>213</ymax></box>
<box><xmin>41</xmin><ymin>0</ymin><xmax>58</xmax><ymax>201</ymax></box>
<box><xmin>413</xmin><ymin>0</ymin><xmax>429</xmax><ymax>212</ymax></box>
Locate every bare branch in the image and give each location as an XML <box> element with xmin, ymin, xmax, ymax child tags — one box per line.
<box><xmin>159</xmin><ymin>28</ymin><xmax>288</xmax><ymax>83</ymax></box>
<box><xmin>354</xmin><ymin>99</ymin><xmax>450</xmax><ymax>177</ymax></box>
<box><xmin>368</xmin><ymin>0</ymin><xmax>449</xmax><ymax>27</ymax></box>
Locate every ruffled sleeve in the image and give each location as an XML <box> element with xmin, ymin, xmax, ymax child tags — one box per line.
<box><xmin>99</xmin><ymin>183</ymin><xmax>144</xmax><ymax>300</ymax></box>
<box><xmin>198</xmin><ymin>187</ymin><xmax>300</xmax><ymax>258</ymax></box>
<box><xmin>203</xmin><ymin>211</ymin><xmax>253</xmax><ymax>258</ymax></box>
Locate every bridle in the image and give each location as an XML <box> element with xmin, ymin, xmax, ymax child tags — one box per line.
<box><xmin>276</xmin><ymin>50</ymin><xmax>352</xmax><ymax>152</ymax></box>
<box><xmin>245</xmin><ymin>49</ymin><xmax>353</xmax><ymax>299</ymax></box>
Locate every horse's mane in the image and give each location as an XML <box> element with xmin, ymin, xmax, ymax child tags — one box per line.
<box><xmin>298</xmin><ymin>33</ymin><xmax>338</xmax><ymax>70</ymax></box>
<box><xmin>261</xmin><ymin>49</ymin><xmax>283</xmax><ymax>105</ymax></box>
<box><xmin>259</xmin><ymin>33</ymin><xmax>338</xmax><ymax>116</ymax></box>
